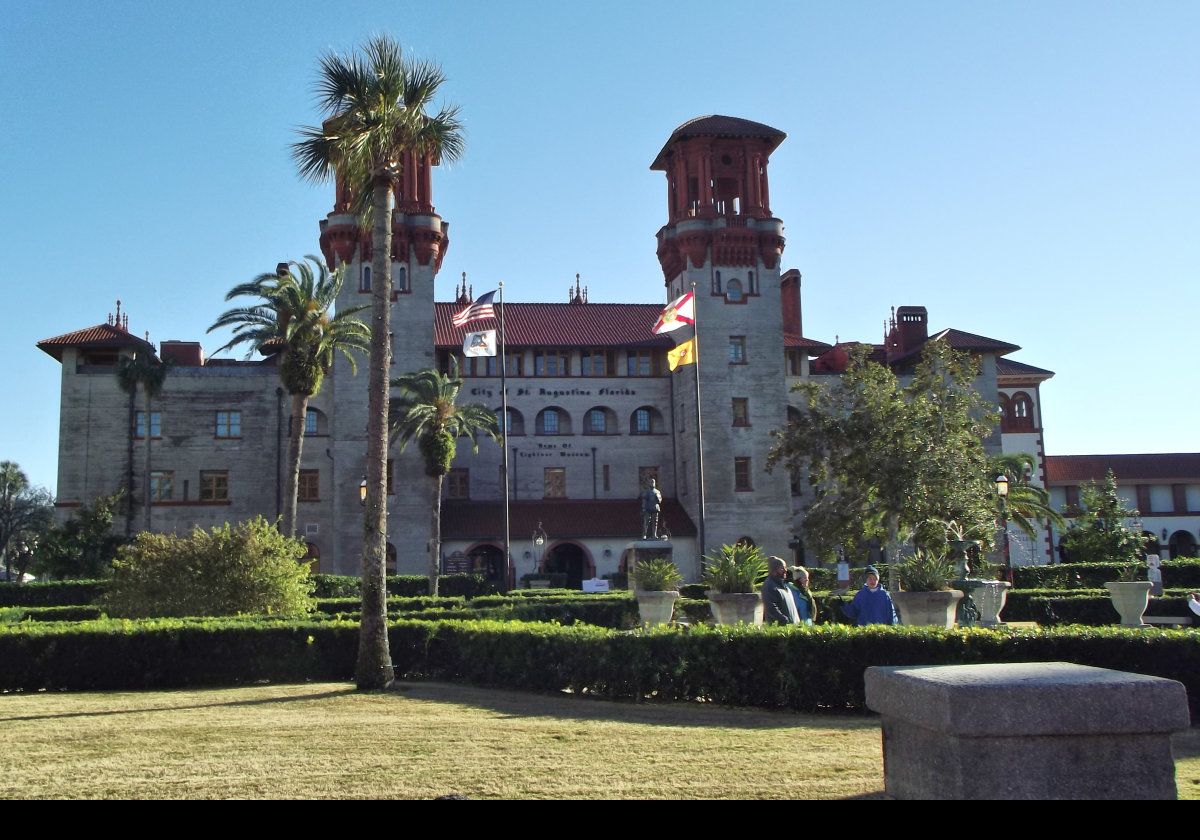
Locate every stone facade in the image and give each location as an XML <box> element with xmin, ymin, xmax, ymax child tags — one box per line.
<box><xmin>40</xmin><ymin>115</ymin><xmax>1060</xmax><ymax>583</ymax></box>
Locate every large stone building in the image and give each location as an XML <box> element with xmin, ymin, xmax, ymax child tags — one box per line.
<box><xmin>38</xmin><ymin>115</ymin><xmax>1061</xmax><ymax>584</ymax></box>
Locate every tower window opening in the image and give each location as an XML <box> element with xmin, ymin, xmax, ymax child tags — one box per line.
<box><xmin>360</xmin><ymin>265</ymin><xmax>371</xmax><ymax>293</ymax></box>
<box><xmin>712</xmin><ymin>271</ymin><xmax>722</xmax><ymax>295</ymax></box>
<box><xmin>396</xmin><ymin>266</ymin><xmax>408</xmax><ymax>293</ymax></box>
<box><xmin>726</xmin><ymin>279</ymin><xmax>744</xmax><ymax>302</ymax></box>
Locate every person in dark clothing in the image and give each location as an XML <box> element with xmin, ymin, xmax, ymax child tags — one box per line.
<box><xmin>762</xmin><ymin>555</ymin><xmax>798</xmax><ymax>625</ymax></box>
<box><xmin>843</xmin><ymin>565</ymin><xmax>897</xmax><ymax>626</ymax></box>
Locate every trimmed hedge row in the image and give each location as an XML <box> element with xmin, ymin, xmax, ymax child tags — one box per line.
<box><xmin>0</xmin><ymin>581</ymin><xmax>107</xmax><ymax>607</ymax></box>
<box><xmin>312</xmin><ymin>574</ymin><xmax>499</xmax><ymax>599</ymax></box>
<box><xmin>1013</xmin><ymin>560</ymin><xmax>1200</xmax><ymax>590</ymax></box>
<box><xmin>3</xmin><ymin>618</ymin><xmax>1199</xmax><ymax>718</ymax></box>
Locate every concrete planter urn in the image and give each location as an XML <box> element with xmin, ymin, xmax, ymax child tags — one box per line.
<box><xmin>707</xmin><ymin>592</ymin><xmax>764</xmax><ymax>626</ymax></box>
<box><xmin>1105</xmin><ymin>581</ymin><xmax>1153</xmax><ymax>626</ymax></box>
<box><xmin>892</xmin><ymin>590</ymin><xmax>964</xmax><ymax>628</ymax></box>
<box><xmin>636</xmin><ymin>590</ymin><xmax>680</xmax><ymax>626</ymax></box>
<box><xmin>972</xmin><ymin>580</ymin><xmax>1012</xmax><ymax>627</ymax></box>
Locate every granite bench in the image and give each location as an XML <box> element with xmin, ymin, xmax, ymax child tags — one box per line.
<box><xmin>865</xmin><ymin>662</ymin><xmax>1190</xmax><ymax>800</ymax></box>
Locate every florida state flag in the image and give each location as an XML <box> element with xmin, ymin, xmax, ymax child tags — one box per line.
<box><xmin>651</xmin><ymin>291</ymin><xmax>695</xmax><ymax>334</ymax></box>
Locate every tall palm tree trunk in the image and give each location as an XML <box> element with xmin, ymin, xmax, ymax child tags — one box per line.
<box><xmin>282</xmin><ymin>392</ymin><xmax>308</xmax><ymax>537</ymax></box>
<box><xmin>357</xmin><ymin>174</ymin><xmax>396</xmax><ymax>690</ymax></box>
<box><xmin>429</xmin><ymin>475</ymin><xmax>443</xmax><ymax>596</ymax></box>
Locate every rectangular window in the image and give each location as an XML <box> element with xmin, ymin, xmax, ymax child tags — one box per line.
<box><xmin>134</xmin><ymin>411</ymin><xmax>162</xmax><ymax>438</ymax></box>
<box><xmin>1065</xmin><ymin>485</ymin><xmax>1080</xmax><ymax>512</ymax></box>
<box><xmin>305</xmin><ymin>410</ymin><xmax>318</xmax><ymax>436</ymax></box>
<box><xmin>200</xmin><ymin>470</ymin><xmax>229</xmax><ymax>502</ymax></box>
<box><xmin>544</xmin><ymin>467</ymin><xmax>566</xmax><ymax>499</ymax></box>
<box><xmin>540</xmin><ymin>409</ymin><xmax>559</xmax><ymax>435</ymax></box>
<box><xmin>299</xmin><ymin>469</ymin><xmax>320</xmax><ymax>502</ymax></box>
<box><xmin>150</xmin><ymin>470</ymin><xmax>173</xmax><ymax>502</ymax></box>
<box><xmin>732</xmin><ymin>398</ymin><xmax>749</xmax><ymax>427</ymax></box>
<box><xmin>639</xmin><ymin>466</ymin><xmax>660</xmax><ymax>490</ymax></box>
<box><xmin>215</xmin><ymin>411</ymin><xmax>241</xmax><ymax>438</ymax></box>
<box><xmin>734</xmin><ymin>457</ymin><xmax>752</xmax><ymax>492</ymax></box>
<box><xmin>602</xmin><ymin>464</ymin><xmax>610</xmax><ymax>492</ymax></box>
<box><xmin>505</xmin><ymin>352</ymin><xmax>523</xmax><ymax>377</ymax></box>
<box><xmin>728</xmin><ymin>337</ymin><xmax>747</xmax><ymax>365</ymax></box>
<box><xmin>633</xmin><ymin>408</ymin><xmax>652</xmax><ymax>435</ymax></box>
<box><xmin>581</xmin><ymin>349</ymin><xmax>612</xmax><ymax>377</ymax></box>
<box><xmin>534</xmin><ymin>350</ymin><xmax>569</xmax><ymax>377</ymax></box>
<box><xmin>448</xmin><ymin>468</ymin><xmax>469</xmax><ymax>500</ymax></box>
<box><xmin>627</xmin><ymin>351</ymin><xmax>655</xmax><ymax>377</ymax></box>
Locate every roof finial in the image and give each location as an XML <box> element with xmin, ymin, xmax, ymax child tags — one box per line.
<box><xmin>114</xmin><ymin>299</ymin><xmax>123</xmax><ymax>331</ymax></box>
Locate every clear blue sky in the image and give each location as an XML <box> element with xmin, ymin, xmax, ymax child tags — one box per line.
<box><xmin>2</xmin><ymin>1</ymin><xmax>1197</xmax><ymax>494</ymax></box>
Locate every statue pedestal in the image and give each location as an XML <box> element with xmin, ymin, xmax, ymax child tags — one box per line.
<box><xmin>625</xmin><ymin>540</ymin><xmax>673</xmax><ymax>591</ymax></box>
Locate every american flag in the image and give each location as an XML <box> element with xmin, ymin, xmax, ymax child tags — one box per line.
<box><xmin>451</xmin><ymin>290</ymin><xmax>497</xmax><ymax>327</ymax></box>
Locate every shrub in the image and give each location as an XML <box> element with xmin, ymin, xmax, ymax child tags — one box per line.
<box><xmin>1012</xmin><ymin>560</ymin><xmax>1200</xmax><ymax>590</ymax></box>
<box><xmin>896</xmin><ymin>551</ymin><xmax>954</xmax><ymax>592</ymax></box>
<box><xmin>630</xmin><ymin>558</ymin><xmax>683</xmax><ymax>592</ymax></box>
<box><xmin>0</xmin><ymin>580</ymin><xmax>106</xmax><ymax>607</ymax></box>
<box><xmin>702</xmin><ymin>543</ymin><xmax>768</xmax><ymax>594</ymax></box>
<box><xmin>103</xmin><ymin>517</ymin><xmax>315</xmax><ymax>618</ymax></box>
<box><xmin>311</xmin><ymin>574</ymin><xmax>495</xmax><ymax>599</ymax></box>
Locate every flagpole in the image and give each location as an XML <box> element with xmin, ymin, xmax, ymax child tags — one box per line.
<box><xmin>690</xmin><ymin>280</ymin><xmax>707</xmax><ymax>571</ymax></box>
<box><xmin>498</xmin><ymin>282</ymin><xmax>512</xmax><ymax>592</ymax></box>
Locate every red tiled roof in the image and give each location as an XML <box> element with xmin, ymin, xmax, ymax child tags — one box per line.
<box><xmin>997</xmin><ymin>358</ymin><xmax>1055</xmax><ymax>379</ymax></box>
<box><xmin>1045</xmin><ymin>454</ymin><xmax>1200</xmax><ymax>484</ymax></box>
<box><xmin>441</xmin><ymin>498</ymin><xmax>697</xmax><ymax>541</ymax></box>
<box><xmin>652</xmin><ymin>115</ymin><xmax>786</xmax><ymax>169</ymax></box>
<box><xmin>37</xmin><ymin>324</ymin><xmax>156</xmax><ymax>361</ymax></box>
<box><xmin>930</xmin><ymin>328</ymin><xmax>1020</xmax><ymax>354</ymax></box>
<box><xmin>784</xmin><ymin>332</ymin><xmax>832</xmax><ymax>353</ymax></box>
<box><xmin>435</xmin><ymin>302</ymin><xmax>674</xmax><ymax>348</ymax></box>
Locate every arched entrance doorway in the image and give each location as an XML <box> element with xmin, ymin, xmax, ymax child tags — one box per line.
<box><xmin>467</xmin><ymin>543</ymin><xmax>506</xmax><ymax>585</ymax></box>
<box><xmin>543</xmin><ymin>542</ymin><xmax>592</xmax><ymax>590</ymax></box>
<box><xmin>1169</xmin><ymin>530</ymin><xmax>1198</xmax><ymax>559</ymax></box>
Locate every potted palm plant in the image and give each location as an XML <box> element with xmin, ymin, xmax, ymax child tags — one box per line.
<box><xmin>702</xmin><ymin>543</ymin><xmax>768</xmax><ymax>626</ymax></box>
<box><xmin>892</xmin><ymin>551</ymin><xmax>963</xmax><ymax>628</ymax></box>
<box><xmin>629</xmin><ymin>558</ymin><xmax>683</xmax><ymax>626</ymax></box>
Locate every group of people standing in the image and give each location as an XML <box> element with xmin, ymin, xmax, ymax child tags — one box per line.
<box><xmin>761</xmin><ymin>557</ymin><xmax>898</xmax><ymax>626</ymax></box>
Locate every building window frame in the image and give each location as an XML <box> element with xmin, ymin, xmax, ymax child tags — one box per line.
<box><xmin>134</xmin><ymin>411</ymin><xmax>162</xmax><ymax>439</ymax></box>
<box><xmin>298</xmin><ymin>469</ymin><xmax>320</xmax><ymax>502</ymax></box>
<box><xmin>732</xmin><ymin>398</ymin><xmax>750</xmax><ymax>427</ymax></box>
<box><xmin>734</xmin><ymin>457</ymin><xmax>753</xmax><ymax>492</ymax></box>
<box><xmin>214</xmin><ymin>410</ymin><xmax>242</xmax><ymax>439</ymax></box>
<box><xmin>447</xmin><ymin>468</ymin><xmax>470</xmax><ymax>500</ymax></box>
<box><xmin>544</xmin><ymin>467</ymin><xmax>566</xmax><ymax>499</ymax></box>
<box><xmin>200</xmin><ymin>470</ymin><xmax>229</xmax><ymax>502</ymax></box>
<box><xmin>150</xmin><ymin>470</ymin><xmax>173</xmax><ymax>502</ymax></box>
<box><xmin>728</xmin><ymin>336</ymin><xmax>747</xmax><ymax>365</ymax></box>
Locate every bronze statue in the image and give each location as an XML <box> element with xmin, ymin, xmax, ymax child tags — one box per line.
<box><xmin>641</xmin><ymin>478</ymin><xmax>662</xmax><ymax>540</ymax></box>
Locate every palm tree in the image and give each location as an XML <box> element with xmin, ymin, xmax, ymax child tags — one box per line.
<box><xmin>117</xmin><ymin>351</ymin><xmax>168</xmax><ymax>533</ymax></box>
<box><xmin>292</xmin><ymin>36</ymin><xmax>464</xmax><ymax>689</ymax></box>
<box><xmin>989</xmin><ymin>452</ymin><xmax>1065</xmax><ymax>539</ymax></box>
<box><xmin>208</xmin><ymin>257</ymin><xmax>368</xmax><ymax>539</ymax></box>
<box><xmin>390</xmin><ymin>363</ymin><xmax>499</xmax><ymax>596</ymax></box>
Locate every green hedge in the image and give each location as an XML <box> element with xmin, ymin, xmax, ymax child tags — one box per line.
<box><xmin>1013</xmin><ymin>560</ymin><xmax>1200</xmax><ymax>590</ymax></box>
<box><xmin>312</xmin><ymin>574</ymin><xmax>498</xmax><ymax>599</ymax></box>
<box><xmin>4</xmin><ymin>619</ymin><xmax>1199</xmax><ymax>719</ymax></box>
<box><xmin>0</xmin><ymin>581</ymin><xmax>107</xmax><ymax>607</ymax></box>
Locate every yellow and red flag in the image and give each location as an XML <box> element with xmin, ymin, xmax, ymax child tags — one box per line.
<box><xmin>667</xmin><ymin>337</ymin><xmax>697</xmax><ymax>371</ymax></box>
<box><xmin>652</xmin><ymin>291</ymin><xmax>695</xmax><ymax>334</ymax></box>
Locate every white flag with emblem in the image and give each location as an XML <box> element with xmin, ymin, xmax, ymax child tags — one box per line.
<box><xmin>462</xmin><ymin>329</ymin><xmax>498</xmax><ymax>357</ymax></box>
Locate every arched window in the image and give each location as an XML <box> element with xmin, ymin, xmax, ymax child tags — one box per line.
<box><xmin>305</xmin><ymin>408</ymin><xmax>326</xmax><ymax>436</ymax></box>
<box><xmin>360</xmin><ymin>265</ymin><xmax>372</xmax><ymax>293</ymax></box>
<box><xmin>711</xmin><ymin>271</ymin><xmax>722</xmax><ymax>295</ymax></box>
<box><xmin>537</xmin><ymin>407</ymin><xmax>571</xmax><ymax>435</ymax></box>
<box><xmin>497</xmin><ymin>407</ymin><xmax>524</xmax><ymax>436</ymax></box>
<box><xmin>1009</xmin><ymin>392</ymin><xmax>1034</xmax><ymax>431</ymax></box>
<box><xmin>726</xmin><ymin>278</ymin><xmax>743</xmax><ymax>302</ymax></box>
<box><xmin>630</xmin><ymin>406</ymin><xmax>662</xmax><ymax>435</ymax></box>
<box><xmin>396</xmin><ymin>265</ymin><xmax>408</xmax><ymax>293</ymax></box>
<box><xmin>585</xmin><ymin>408</ymin><xmax>611</xmax><ymax>435</ymax></box>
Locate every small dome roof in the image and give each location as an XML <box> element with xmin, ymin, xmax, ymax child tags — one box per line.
<box><xmin>651</xmin><ymin>115</ymin><xmax>786</xmax><ymax>169</ymax></box>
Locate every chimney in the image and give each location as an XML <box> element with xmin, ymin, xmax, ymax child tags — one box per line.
<box><xmin>160</xmin><ymin>341</ymin><xmax>205</xmax><ymax>366</ymax></box>
<box><xmin>895</xmin><ymin>306</ymin><xmax>928</xmax><ymax>353</ymax></box>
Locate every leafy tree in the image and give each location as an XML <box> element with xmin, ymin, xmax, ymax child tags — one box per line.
<box><xmin>1059</xmin><ymin>470</ymin><xmax>1145</xmax><ymax>564</ymax></box>
<box><xmin>104</xmin><ymin>517</ymin><xmax>314</xmax><ymax>618</ymax></box>
<box><xmin>0</xmin><ymin>462</ymin><xmax>53</xmax><ymax>580</ymax></box>
<box><xmin>768</xmin><ymin>341</ymin><xmax>998</xmax><ymax>575</ymax></box>
<box><xmin>988</xmin><ymin>452</ymin><xmax>1065</xmax><ymax>539</ymax></box>
<box><xmin>293</xmin><ymin>36</ymin><xmax>464</xmax><ymax>689</ymax></box>
<box><xmin>32</xmin><ymin>492</ymin><xmax>125</xmax><ymax>580</ymax></box>
<box><xmin>116</xmin><ymin>351</ymin><xmax>168</xmax><ymax>534</ymax></box>
<box><xmin>209</xmin><ymin>257</ymin><xmax>368</xmax><ymax>537</ymax></box>
<box><xmin>390</xmin><ymin>364</ymin><xmax>499</xmax><ymax>596</ymax></box>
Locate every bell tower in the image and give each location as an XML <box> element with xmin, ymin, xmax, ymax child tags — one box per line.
<box><xmin>318</xmin><ymin>150</ymin><xmax>450</xmax><ymax>574</ymax></box>
<box><xmin>651</xmin><ymin>116</ymin><xmax>793</xmax><ymax>559</ymax></box>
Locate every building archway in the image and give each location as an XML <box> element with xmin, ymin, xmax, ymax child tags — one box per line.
<box><xmin>542</xmin><ymin>541</ymin><xmax>594</xmax><ymax>590</ymax></box>
<box><xmin>467</xmin><ymin>542</ymin><xmax>506</xmax><ymax>584</ymax></box>
<box><xmin>1169</xmin><ymin>530</ymin><xmax>1198</xmax><ymax>559</ymax></box>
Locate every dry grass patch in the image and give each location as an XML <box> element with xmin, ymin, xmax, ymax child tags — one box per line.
<box><xmin>0</xmin><ymin>681</ymin><xmax>884</xmax><ymax>799</ymax></box>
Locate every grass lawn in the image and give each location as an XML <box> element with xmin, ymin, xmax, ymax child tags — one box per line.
<box><xmin>1</xmin><ymin>682</ymin><xmax>1198</xmax><ymax>799</ymax></box>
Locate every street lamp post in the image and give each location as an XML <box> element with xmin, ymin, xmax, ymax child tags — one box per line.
<box><xmin>995</xmin><ymin>474</ymin><xmax>1012</xmax><ymax>584</ymax></box>
<box><xmin>532</xmin><ymin>521</ymin><xmax>548</xmax><ymax>583</ymax></box>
